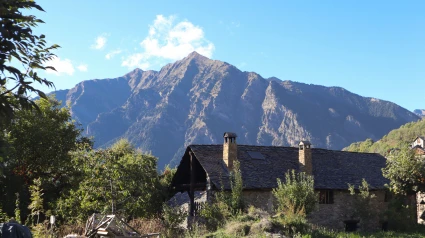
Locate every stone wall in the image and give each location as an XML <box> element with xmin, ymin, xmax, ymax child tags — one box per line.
<box><xmin>205</xmin><ymin>189</ymin><xmax>391</xmax><ymax>231</ymax></box>
<box><xmin>242</xmin><ymin>190</ymin><xmax>274</xmax><ymax>213</ymax></box>
<box><xmin>418</xmin><ymin>192</ymin><xmax>425</xmax><ymax>225</ymax></box>
<box><xmin>308</xmin><ymin>190</ymin><xmax>388</xmax><ymax>231</ymax></box>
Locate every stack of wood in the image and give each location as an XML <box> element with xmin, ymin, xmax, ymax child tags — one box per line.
<box><xmin>84</xmin><ymin>214</ymin><xmax>159</xmax><ymax>238</ymax></box>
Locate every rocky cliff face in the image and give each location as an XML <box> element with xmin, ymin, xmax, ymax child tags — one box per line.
<box><xmin>54</xmin><ymin>52</ymin><xmax>420</xmax><ymax>168</ymax></box>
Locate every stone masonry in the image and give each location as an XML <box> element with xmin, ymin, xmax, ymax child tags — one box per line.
<box><xmin>308</xmin><ymin>190</ymin><xmax>388</xmax><ymax>231</ymax></box>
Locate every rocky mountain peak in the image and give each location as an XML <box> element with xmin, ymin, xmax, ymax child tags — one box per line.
<box><xmin>185</xmin><ymin>51</ymin><xmax>207</xmax><ymax>59</ymax></box>
<box><xmin>52</xmin><ymin>52</ymin><xmax>420</xmax><ymax>169</ymax></box>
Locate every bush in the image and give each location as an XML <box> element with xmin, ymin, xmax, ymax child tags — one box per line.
<box><xmin>348</xmin><ymin>178</ymin><xmax>377</xmax><ymax>231</ymax></box>
<box><xmin>384</xmin><ymin>195</ymin><xmax>417</xmax><ymax>231</ymax></box>
<box><xmin>273</xmin><ymin>170</ymin><xmax>316</xmax><ymax>215</ymax></box>
<box><xmin>199</xmin><ymin>195</ymin><xmax>229</xmax><ymax>231</ymax></box>
<box><xmin>31</xmin><ymin>220</ymin><xmax>51</xmax><ymax>238</ymax></box>
<box><xmin>272</xmin><ymin>205</ymin><xmax>309</xmax><ymax>235</ymax></box>
<box><xmin>162</xmin><ymin>204</ymin><xmax>186</xmax><ymax>237</ymax></box>
<box><xmin>272</xmin><ymin>170</ymin><xmax>316</xmax><ymax>235</ymax></box>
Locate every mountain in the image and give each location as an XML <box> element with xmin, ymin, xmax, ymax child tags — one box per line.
<box><xmin>344</xmin><ymin>119</ymin><xmax>425</xmax><ymax>155</ymax></box>
<box><xmin>414</xmin><ymin>109</ymin><xmax>425</xmax><ymax>118</ymax></box>
<box><xmin>53</xmin><ymin>52</ymin><xmax>420</xmax><ymax>168</ymax></box>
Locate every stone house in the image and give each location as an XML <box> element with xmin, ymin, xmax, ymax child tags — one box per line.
<box><xmin>412</xmin><ymin>136</ymin><xmax>425</xmax><ymax>149</ymax></box>
<box><xmin>170</xmin><ymin>132</ymin><xmax>391</xmax><ymax>231</ymax></box>
<box><xmin>412</xmin><ymin>136</ymin><xmax>425</xmax><ymax>156</ymax></box>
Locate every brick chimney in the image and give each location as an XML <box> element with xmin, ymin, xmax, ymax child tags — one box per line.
<box><xmin>223</xmin><ymin>132</ymin><xmax>237</xmax><ymax>170</ymax></box>
<box><xmin>299</xmin><ymin>141</ymin><xmax>312</xmax><ymax>174</ymax></box>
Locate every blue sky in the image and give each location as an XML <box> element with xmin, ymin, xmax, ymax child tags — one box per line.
<box><xmin>32</xmin><ymin>0</ymin><xmax>425</xmax><ymax>111</ymax></box>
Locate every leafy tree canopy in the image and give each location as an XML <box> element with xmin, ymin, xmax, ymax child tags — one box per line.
<box><xmin>57</xmin><ymin>139</ymin><xmax>163</xmax><ymax>222</ymax></box>
<box><xmin>0</xmin><ymin>0</ymin><xmax>59</xmax><ymax>119</ymax></box>
<box><xmin>6</xmin><ymin>96</ymin><xmax>81</xmax><ymax>183</ymax></box>
<box><xmin>382</xmin><ymin>146</ymin><xmax>425</xmax><ymax>194</ymax></box>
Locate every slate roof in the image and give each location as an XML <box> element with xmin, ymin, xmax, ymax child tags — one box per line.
<box><xmin>186</xmin><ymin>144</ymin><xmax>388</xmax><ymax>190</ymax></box>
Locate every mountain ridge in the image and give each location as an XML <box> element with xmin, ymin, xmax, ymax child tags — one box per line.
<box><xmin>52</xmin><ymin>52</ymin><xmax>420</xmax><ymax>168</ymax></box>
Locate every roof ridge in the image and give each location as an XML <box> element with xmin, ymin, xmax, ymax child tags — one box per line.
<box><xmin>189</xmin><ymin>144</ymin><xmax>383</xmax><ymax>155</ymax></box>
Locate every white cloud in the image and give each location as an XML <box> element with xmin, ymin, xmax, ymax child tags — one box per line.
<box><xmin>77</xmin><ymin>64</ymin><xmax>88</xmax><ymax>72</ymax></box>
<box><xmin>91</xmin><ymin>34</ymin><xmax>107</xmax><ymax>50</ymax></box>
<box><xmin>122</xmin><ymin>15</ymin><xmax>215</xmax><ymax>70</ymax></box>
<box><xmin>105</xmin><ymin>49</ymin><xmax>122</xmax><ymax>59</ymax></box>
<box><xmin>46</xmin><ymin>56</ymin><xmax>75</xmax><ymax>76</ymax></box>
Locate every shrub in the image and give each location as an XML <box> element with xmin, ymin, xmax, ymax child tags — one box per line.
<box><xmin>272</xmin><ymin>170</ymin><xmax>316</xmax><ymax>235</ymax></box>
<box><xmin>273</xmin><ymin>170</ymin><xmax>316</xmax><ymax>215</ymax></box>
<box><xmin>384</xmin><ymin>195</ymin><xmax>417</xmax><ymax>231</ymax></box>
<box><xmin>199</xmin><ymin>196</ymin><xmax>229</xmax><ymax>231</ymax></box>
<box><xmin>31</xmin><ymin>220</ymin><xmax>51</xmax><ymax>238</ymax></box>
<box><xmin>162</xmin><ymin>204</ymin><xmax>186</xmax><ymax>237</ymax></box>
<box><xmin>271</xmin><ymin>204</ymin><xmax>309</xmax><ymax>235</ymax></box>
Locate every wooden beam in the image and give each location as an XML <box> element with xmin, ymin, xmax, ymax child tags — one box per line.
<box><xmin>189</xmin><ymin>151</ymin><xmax>196</xmax><ymax>216</ymax></box>
<box><xmin>174</xmin><ymin>183</ymin><xmax>206</xmax><ymax>191</ymax></box>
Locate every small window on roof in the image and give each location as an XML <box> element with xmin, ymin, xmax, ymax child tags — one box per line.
<box><xmin>247</xmin><ymin>151</ymin><xmax>265</xmax><ymax>160</ymax></box>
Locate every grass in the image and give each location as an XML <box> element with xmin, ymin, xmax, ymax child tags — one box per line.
<box><xmin>304</xmin><ymin>225</ymin><xmax>425</xmax><ymax>238</ymax></box>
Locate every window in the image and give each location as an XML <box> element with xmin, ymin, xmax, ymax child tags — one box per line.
<box><xmin>318</xmin><ymin>190</ymin><xmax>334</xmax><ymax>204</ymax></box>
<box><xmin>247</xmin><ymin>151</ymin><xmax>265</xmax><ymax>160</ymax></box>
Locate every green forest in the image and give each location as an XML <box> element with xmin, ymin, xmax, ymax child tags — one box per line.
<box><xmin>344</xmin><ymin>119</ymin><xmax>425</xmax><ymax>155</ymax></box>
<box><xmin>0</xmin><ymin>97</ymin><xmax>176</xmax><ymax>231</ymax></box>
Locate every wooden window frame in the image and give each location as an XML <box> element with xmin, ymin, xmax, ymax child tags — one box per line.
<box><xmin>318</xmin><ymin>190</ymin><xmax>334</xmax><ymax>204</ymax></box>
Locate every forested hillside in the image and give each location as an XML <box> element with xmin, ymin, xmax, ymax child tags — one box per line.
<box><xmin>344</xmin><ymin>118</ymin><xmax>425</xmax><ymax>155</ymax></box>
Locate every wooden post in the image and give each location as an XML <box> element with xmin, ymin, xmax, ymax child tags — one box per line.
<box><xmin>189</xmin><ymin>151</ymin><xmax>196</xmax><ymax>216</ymax></box>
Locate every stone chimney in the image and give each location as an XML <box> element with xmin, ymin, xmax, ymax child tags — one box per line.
<box><xmin>223</xmin><ymin>132</ymin><xmax>237</xmax><ymax>170</ymax></box>
<box><xmin>299</xmin><ymin>141</ymin><xmax>312</xmax><ymax>174</ymax></box>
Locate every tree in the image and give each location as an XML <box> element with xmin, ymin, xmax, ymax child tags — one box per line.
<box><xmin>57</xmin><ymin>139</ymin><xmax>162</xmax><ymax>222</ymax></box>
<box><xmin>6</xmin><ymin>96</ymin><xmax>81</xmax><ymax>183</ymax></box>
<box><xmin>382</xmin><ymin>146</ymin><xmax>425</xmax><ymax>195</ymax></box>
<box><xmin>0</xmin><ymin>0</ymin><xmax>59</xmax><ymax>119</ymax></box>
<box><xmin>230</xmin><ymin>160</ymin><xmax>244</xmax><ymax>213</ymax></box>
<box><xmin>0</xmin><ymin>96</ymin><xmax>83</xmax><ymax>220</ymax></box>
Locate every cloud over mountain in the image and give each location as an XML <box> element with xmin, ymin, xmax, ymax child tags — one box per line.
<box><xmin>122</xmin><ymin>15</ymin><xmax>214</xmax><ymax>70</ymax></box>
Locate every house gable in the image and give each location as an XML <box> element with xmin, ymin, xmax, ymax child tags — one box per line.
<box><xmin>412</xmin><ymin>136</ymin><xmax>425</xmax><ymax>149</ymax></box>
<box><xmin>171</xmin><ymin>147</ymin><xmax>208</xmax><ymax>192</ymax></box>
